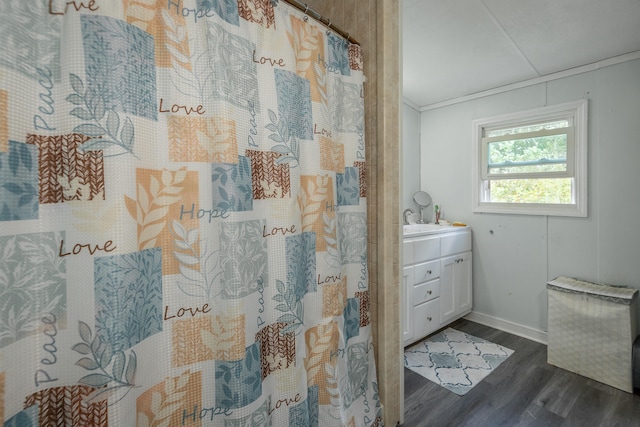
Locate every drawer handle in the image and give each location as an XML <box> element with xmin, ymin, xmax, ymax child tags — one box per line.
<box><xmin>427</xmin><ymin>290</ymin><xmax>432</xmax><ymax>295</ymax></box>
<box><xmin>427</xmin><ymin>317</ymin><xmax>432</xmax><ymax>322</ymax></box>
<box><xmin>426</xmin><ymin>269</ymin><xmax>432</xmax><ymax>275</ymax></box>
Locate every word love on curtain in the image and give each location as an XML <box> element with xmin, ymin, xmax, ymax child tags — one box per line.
<box><xmin>0</xmin><ymin>0</ymin><xmax>382</xmax><ymax>426</ymax></box>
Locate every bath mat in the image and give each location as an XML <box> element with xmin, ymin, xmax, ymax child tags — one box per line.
<box><xmin>404</xmin><ymin>328</ymin><xmax>514</xmax><ymax>395</ymax></box>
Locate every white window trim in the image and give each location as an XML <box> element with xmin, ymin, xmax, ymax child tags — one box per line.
<box><xmin>472</xmin><ymin>100</ymin><xmax>588</xmax><ymax>217</ymax></box>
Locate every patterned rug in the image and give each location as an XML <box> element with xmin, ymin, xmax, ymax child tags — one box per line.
<box><xmin>404</xmin><ymin>328</ymin><xmax>514</xmax><ymax>395</ymax></box>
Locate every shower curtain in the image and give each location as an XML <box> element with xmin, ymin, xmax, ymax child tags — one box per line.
<box><xmin>0</xmin><ymin>1</ymin><xmax>382</xmax><ymax>426</ymax></box>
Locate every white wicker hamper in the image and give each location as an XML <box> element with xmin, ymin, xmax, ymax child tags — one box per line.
<box><xmin>547</xmin><ymin>276</ymin><xmax>638</xmax><ymax>393</ymax></box>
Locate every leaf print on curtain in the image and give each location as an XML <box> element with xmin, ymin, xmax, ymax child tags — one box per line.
<box><xmin>136</xmin><ymin>370</ymin><xmax>202</xmax><ymax>427</ymax></box>
<box><xmin>0</xmin><ymin>1</ymin><xmax>61</xmax><ymax>81</ymax></box>
<box><xmin>197</xmin><ymin>313</ymin><xmax>247</xmax><ymax>364</ymax></box>
<box><xmin>219</xmin><ymin>220</ymin><xmax>268</xmax><ymax>299</ymax></box>
<box><xmin>287</xmin><ymin>232</ymin><xmax>317</xmax><ymax>296</ymax></box>
<box><xmin>172</xmin><ymin>316</ymin><xmax>215</xmax><ymax>367</ymax></box>
<box><xmin>168</xmin><ymin>116</ymin><xmax>238</xmax><ymax>163</ymax></box>
<box><xmin>304</xmin><ymin>321</ymin><xmax>340</xmax><ymax>406</ymax></box>
<box><xmin>320</xmin><ymin>137</ymin><xmax>345</xmax><ymax>174</ymax></box>
<box><xmin>81</xmin><ymin>15</ymin><xmax>158</xmax><ymax>121</ymax></box>
<box><xmin>333</xmin><ymin>80</ymin><xmax>364</xmax><ymax>134</ymax></box>
<box><xmin>0</xmin><ymin>1</ymin><xmax>382</xmax><ymax>425</ymax></box>
<box><xmin>205</xmin><ymin>22</ymin><xmax>259</xmax><ymax>111</ymax></box>
<box><xmin>71</xmin><ymin>321</ymin><xmax>139</xmax><ymax>405</ymax></box>
<box><xmin>0</xmin><ymin>90</ymin><xmax>7</xmax><ymax>152</ymax></box>
<box><xmin>4</xmin><ymin>404</ymin><xmax>39</xmax><ymax>427</ymax></box>
<box><xmin>215</xmin><ymin>342</ymin><xmax>262</xmax><ymax>410</ymax></box>
<box><xmin>212</xmin><ymin>156</ymin><xmax>254</xmax><ymax>212</ymax></box>
<box><xmin>124</xmin><ymin>167</ymin><xmax>198</xmax><ymax>275</ymax></box>
<box><xmin>322</xmin><ymin>280</ymin><xmax>348</xmax><ymax>317</ymax></box>
<box><xmin>327</xmin><ymin>33</ymin><xmax>351</xmax><ymax>77</ymax></box>
<box><xmin>66</xmin><ymin>74</ymin><xmax>138</xmax><ymax>158</ymax></box>
<box><xmin>225</xmin><ymin>399</ymin><xmax>271</xmax><ymax>427</ymax></box>
<box><xmin>0</xmin><ymin>232</ymin><xmax>66</xmax><ymax>349</ymax></box>
<box><xmin>299</xmin><ymin>175</ymin><xmax>335</xmax><ymax>252</ymax></box>
<box><xmin>124</xmin><ymin>0</ymin><xmax>190</xmax><ymax>69</ymax></box>
<box><xmin>197</xmin><ymin>0</ymin><xmax>240</xmax><ymax>25</ymax></box>
<box><xmin>93</xmin><ymin>248</ymin><xmax>163</xmax><ymax>352</ymax></box>
<box><xmin>339</xmin><ymin>212</ymin><xmax>368</xmax><ymax>265</ymax></box>
<box><xmin>337</xmin><ymin>166</ymin><xmax>361</xmax><ymax>207</ymax></box>
<box><xmin>274</xmin><ymin>69</ymin><xmax>313</xmax><ymax>142</ymax></box>
<box><xmin>0</xmin><ymin>141</ymin><xmax>38</xmax><ymax>221</ymax></box>
<box><xmin>344</xmin><ymin>342</ymin><xmax>374</xmax><ymax>408</ymax></box>
<box><xmin>290</xmin><ymin>384</ymin><xmax>319</xmax><ymax>427</ymax></box>
<box><xmin>343</xmin><ymin>298</ymin><xmax>361</xmax><ymax>343</ymax></box>
<box><xmin>287</xmin><ymin>15</ymin><xmax>326</xmax><ymax>105</ymax></box>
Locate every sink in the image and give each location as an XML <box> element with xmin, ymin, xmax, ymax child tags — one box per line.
<box><xmin>403</xmin><ymin>223</ymin><xmax>456</xmax><ymax>236</ymax></box>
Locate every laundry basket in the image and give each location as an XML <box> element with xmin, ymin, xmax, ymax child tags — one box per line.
<box><xmin>547</xmin><ymin>276</ymin><xmax>638</xmax><ymax>393</ymax></box>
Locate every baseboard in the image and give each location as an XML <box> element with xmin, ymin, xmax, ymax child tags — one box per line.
<box><xmin>464</xmin><ymin>311</ymin><xmax>548</xmax><ymax>345</ymax></box>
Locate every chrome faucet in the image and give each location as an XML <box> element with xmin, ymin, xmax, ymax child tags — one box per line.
<box><xmin>403</xmin><ymin>208</ymin><xmax>415</xmax><ymax>225</ymax></box>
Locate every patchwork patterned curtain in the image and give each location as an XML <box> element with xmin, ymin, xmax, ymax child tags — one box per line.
<box><xmin>0</xmin><ymin>1</ymin><xmax>381</xmax><ymax>426</ymax></box>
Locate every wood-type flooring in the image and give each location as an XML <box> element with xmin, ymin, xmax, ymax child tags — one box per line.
<box><xmin>403</xmin><ymin>319</ymin><xmax>640</xmax><ymax>426</ymax></box>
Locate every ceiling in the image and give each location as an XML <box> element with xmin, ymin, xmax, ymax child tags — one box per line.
<box><xmin>403</xmin><ymin>0</ymin><xmax>640</xmax><ymax>108</ymax></box>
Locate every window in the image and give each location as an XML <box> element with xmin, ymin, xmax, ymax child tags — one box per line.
<box><xmin>472</xmin><ymin>100</ymin><xmax>588</xmax><ymax>216</ymax></box>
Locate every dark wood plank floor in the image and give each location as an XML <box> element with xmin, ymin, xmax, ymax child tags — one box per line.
<box><xmin>403</xmin><ymin>319</ymin><xmax>640</xmax><ymax>427</ymax></box>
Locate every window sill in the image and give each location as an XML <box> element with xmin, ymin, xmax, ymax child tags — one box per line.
<box><xmin>473</xmin><ymin>202</ymin><xmax>587</xmax><ymax>217</ymax></box>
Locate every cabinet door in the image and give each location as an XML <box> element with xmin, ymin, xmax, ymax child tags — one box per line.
<box><xmin>456</xmin><ymin>252</ymin><xmax>472</xmax><ymax>314</ymax></box>
<box><xmin>439</xmin><ymin>255</ymin><xmax>456</xmax><ymax>324</ymax></box>
<box><xmin>439</xmin><ymin>251</ymin><xmax>473</xmax><ymax>325</ymax></box>
<box><xmin>402</xmin><ymin>265</ymin><xmax>414</xmax><ymax>344</ymax></box>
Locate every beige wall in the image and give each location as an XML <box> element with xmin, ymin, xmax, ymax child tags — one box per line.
<box><xmin>296</xmin><ymin>1</ymin><xmax>401</xmax><ymax>425</ymax></box>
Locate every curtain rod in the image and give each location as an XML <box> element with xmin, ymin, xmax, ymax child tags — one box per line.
<box><xmin>280</xmin><ymin>0</ymin><xmax>360</xmax><ymax>46</ymax></box>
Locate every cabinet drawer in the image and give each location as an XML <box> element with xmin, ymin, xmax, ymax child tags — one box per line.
<box><xmin>413</xmin><ymin>278</ymin><xmax>440</xmax><ymax>305</ymax></box>
<box><xmin>441</xmin><ymin>230</ymin><xmax>471</xmax><ymax>256</ymax></box>
<box><xmin>413</xmin><ymin>235</ymin><xmax>440</xmax><ymax>262</ymax></box>
<box><xmin>414</xmin><ymin>298</ymin><xmax>441</xmax><ymax>339</ymax></box>
<box><xmin>414</xmin><ymin>260</ymin><xmax>440</xmax><ymax>283</ymax></box>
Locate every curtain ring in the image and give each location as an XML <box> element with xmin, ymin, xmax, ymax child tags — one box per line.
<box><xmin>326</xmin><ymin>19</ymin><xmax>331</xmax><ymax>36</ymax></box>
<box><xmin>304</xmin><ymin>4</ymin><xmax>309</xmax><ymax>14</ymax></box>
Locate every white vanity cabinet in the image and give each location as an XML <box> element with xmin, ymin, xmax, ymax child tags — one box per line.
<box><xmin>403</xmin><ymin>227</ymin><xmax>472</xmax><ymax>346</ymax></box>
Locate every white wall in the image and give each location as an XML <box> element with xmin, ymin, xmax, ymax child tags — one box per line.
<box><xmin>403</xmin><ymin>102</ymin><xmax>422</xmax><ymax>218</ymax></box>
<box><xmin>419</xmin><ymin>58</ymin><xmax>640</xmax><ymax>335</ymax></box>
